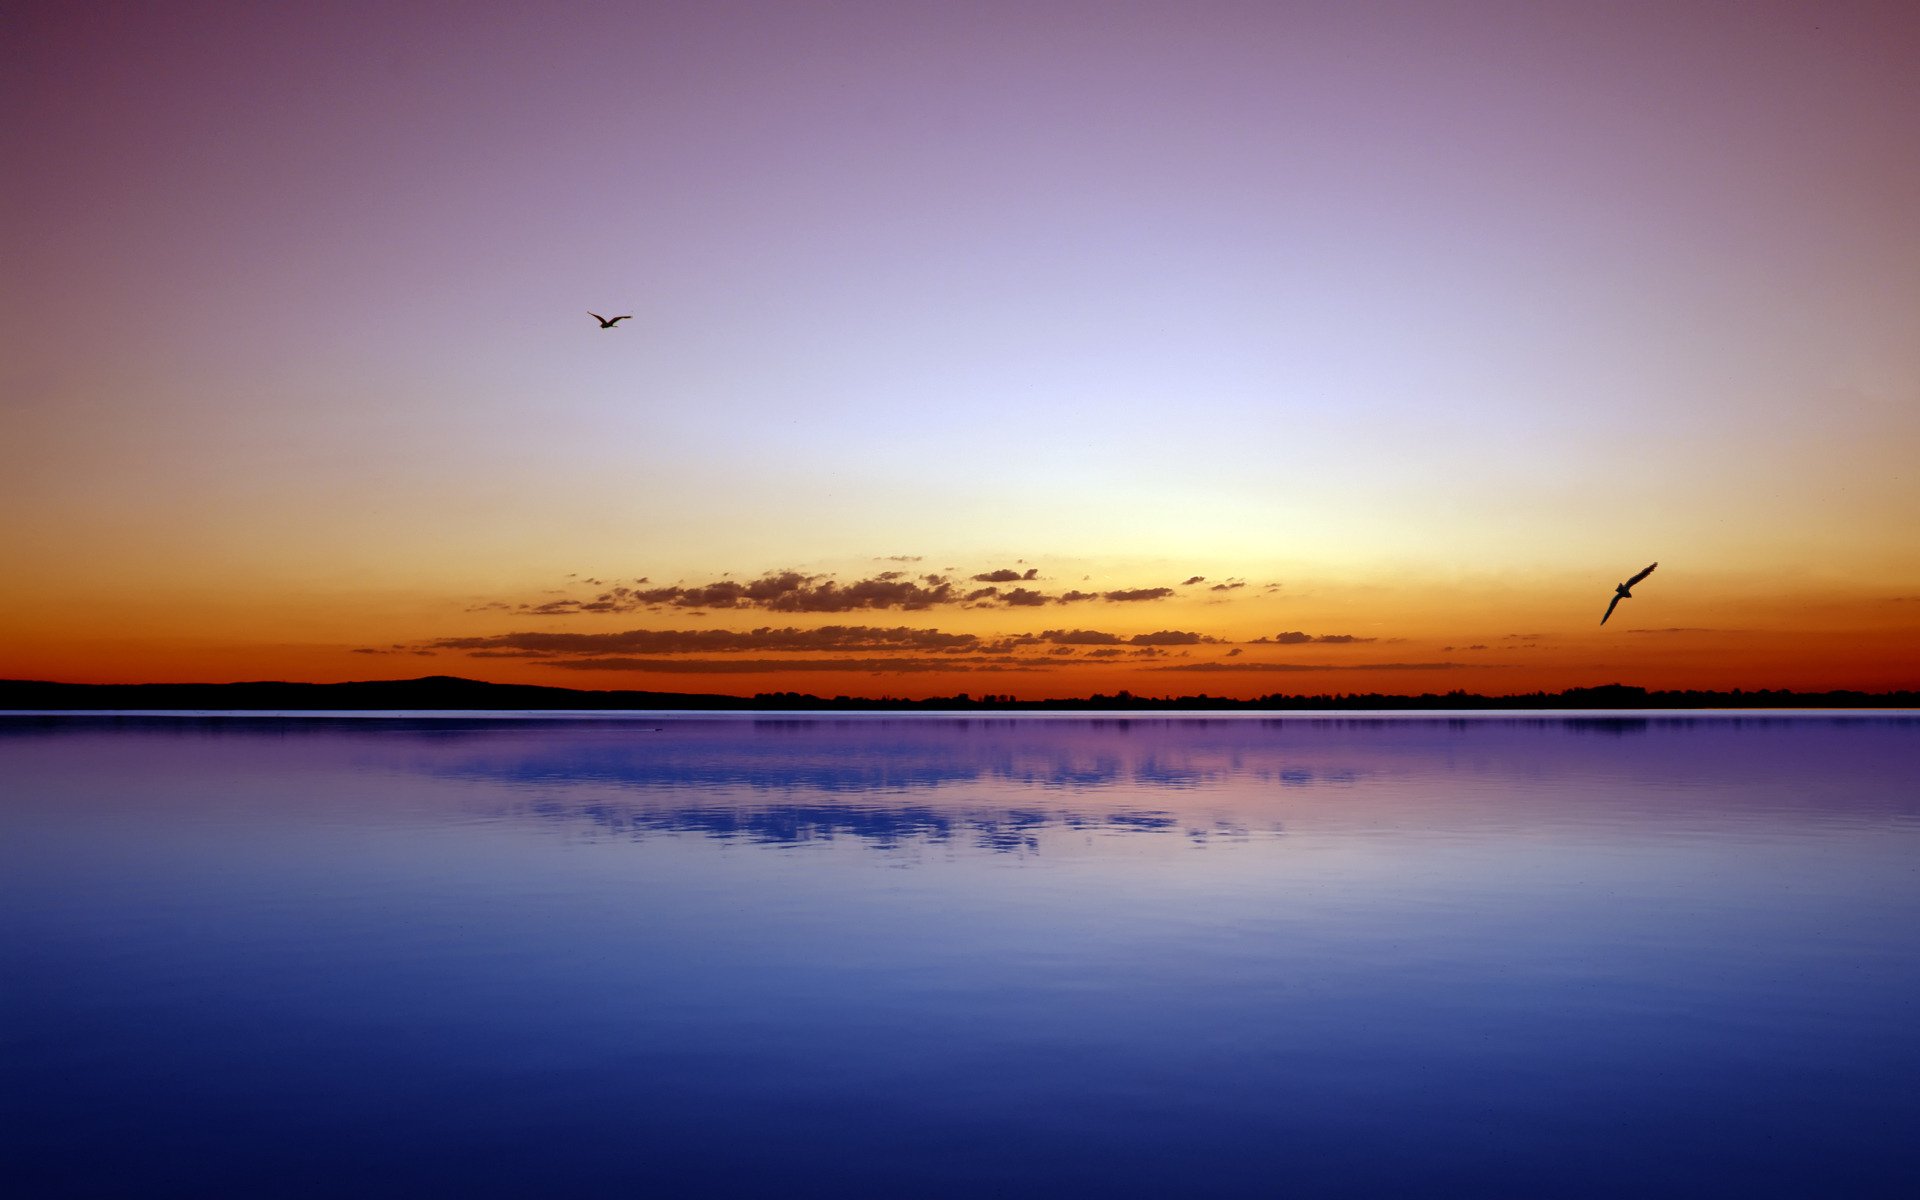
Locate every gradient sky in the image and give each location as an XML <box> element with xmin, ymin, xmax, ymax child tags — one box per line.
<box><xmin>5</xmin><ymin>0</ymin><xmax>1917</xmax><ymax>698</ymax></box>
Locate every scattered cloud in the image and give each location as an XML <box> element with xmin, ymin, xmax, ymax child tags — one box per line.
<box><xmin>494</xmin><ymin>566</ymin><xmax>1201</xmax><ymax>616</ymax></box>
<box><xmin>1209</xmin><ymin>580</ymin><xmax>1245</xmax><ymax>592</ymax></box>
<box><xmin>973</xmin><ymin>568</ymin><xmax>1039</xmax><ymax>583</ymax></box>
<box><xmin>1154</xmin><ymin>661</ymin><xmax>1473</xmax><ymax>672</ymax></box>
<box><xmin>548</xmin><ymin>656</ymin><xmax>1040</xmax><ymax>674</ymax></box>
<box><xmin>541</xmin><ymin>656</ymin><xmax>1044</xmax><ymax>675</ymax></box>
<box><xmin>1255</xmin><ymin>631</ymin><xmax>1377</xmax><ymax>645</ymax></box>
<box><xmin>427</xmin><ymin>625</ymin><xmax>987</xmax><ymax>656</ymax></box>
<box><xmin>1181</xmin><ymin>576</ymin><xmax>1206</xmax><ymax>586</ymax></box>
<box><xmin>509</xmin><ymin>571</ymin><xmax>964</xmax><ymax>614</ymax></box>
<box><xmin>1128</xmin><ymin>630</ymin><xmax>1215</xmax><ymax>646</ymax></box>
<box><xmin>410</xmin><ymin>622</ymin><xmax>1243</xmax><ymax>675</ymax></box>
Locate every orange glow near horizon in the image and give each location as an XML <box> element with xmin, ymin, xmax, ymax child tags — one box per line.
<box><xmin>6</xmin><ymin>561</ymin><xmax>1913</xmax><ymax>699</ymax></box>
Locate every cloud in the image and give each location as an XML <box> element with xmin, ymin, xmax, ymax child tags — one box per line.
<box><xmin>972</xmin><ymin>568</ymin><xmax>1039</xmax><ymax>583</ymax></box>
<box><xmin>1181</xmin><ymin>576</ymin><xmax>1206</xmax><ymax>586</ymax></box>
<box><xmin>495</xmin><ymin>566</ymin><xmax>1203</xmax><ymax>616</ymax></box>
<box><xmin>1209</xmin><ymin>581</ymin><xmax>1245</xmax><ymax>592</ymax></box>
<box><xmin>1255</xmin><ymin>631</ymin><xmax>1377</xmax><ymax>645</ymax></box>
<box><xmin>1127</xmin><ymin>630</ymin><xmax>1214</xmax><ymax>646</ymax></box>
<box><xmin>1153</xmin><ymin>661</ymin><xmax>1473</xmax><ymax>672</ymax></box>
<box><xmin>876</xmin><ymin>555</ymin><xmax>923</xmax><ymax>562</ymax></box>
<box><xmin>606</xmin><ymin>571</ymin><xmax>963</xmax><ymax>612</ymax></box>
<box><xmin>428</xmin><ymin>625</ymin><xmax>986</xmax><ymax>656</ymax></box>
<box><xmin>548</xmin><ymin>656</ymin><xmax>1039</xmax><ymax>674</ymax></box>
<box><xmin>417</xmin><ymin>623</ymin><xmax>1246</xmax><ymax>673</ymax></box>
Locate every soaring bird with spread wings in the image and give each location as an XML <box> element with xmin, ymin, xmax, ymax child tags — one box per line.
<box><xmin>1600</xmin><ymin>562</ymin><xmax>1657</xmax><ymax>626</ymax></box>
<box><xmin>589</xmin><ymin>312</ymin><xmax>632</xmax><ymax>329</ymax></box>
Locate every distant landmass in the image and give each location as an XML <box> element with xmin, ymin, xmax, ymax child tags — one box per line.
<box><xmin>1</xmin><ymin>676</ymin><xmax>1914</xmax><ymax>711</ymax></box>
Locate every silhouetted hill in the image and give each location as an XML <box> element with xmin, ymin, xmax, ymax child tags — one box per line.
<box><xmin>0</xmin><ymin>677</ymin><xmax>1914</xmax><ymax>712</ymax></box>
<box><xmin>0</xmin><ymin>676</ymin><xmax>744</xmax><ymax>711</ymax></box>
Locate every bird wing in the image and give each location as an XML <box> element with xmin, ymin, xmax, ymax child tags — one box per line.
<box><xmin>1600</xmin><ymin>593</ymin><xmax>1622</xmax><ymax>625</ymax></box>
<box><xmin>610</xmin><ymin>315</ymin><xmax>632</xmax><ymax>324</ymax></box>
<box><xmin>588</xmin><ymin>312</ymin><xmax>607</xmax><ymax>323</ymax></box>
<box><xmin>1627</xmin><ymin>562</ymin><xmax>1657</xmax><ymax>587</ymax></box>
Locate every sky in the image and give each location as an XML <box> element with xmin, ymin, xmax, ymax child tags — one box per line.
<box><xmin>4</xmin><ymin>0</ymin><xmax>1917</xmax><ymax>699</ymax></box>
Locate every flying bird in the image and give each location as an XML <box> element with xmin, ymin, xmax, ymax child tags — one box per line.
<box><xmin>1600</xmin><ymin>562</ymin><xmax>1658</xmax><ymax>626</ymax></box>
<box><xmin>589</xmin><ymin>312</ymin><xmax>632</xmax><ymax>329</ymax></box>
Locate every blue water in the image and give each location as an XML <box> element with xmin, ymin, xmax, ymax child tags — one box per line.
<box><xmin>4</xmin><ymin>713</ymin><xmax>1917</xmax><ymax>1197</ymax></box>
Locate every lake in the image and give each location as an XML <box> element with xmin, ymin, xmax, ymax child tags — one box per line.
<box><xmin>4</xmin><ymin>713</ymin><xmax>1917</xmax><ymax>1197</ymax></box>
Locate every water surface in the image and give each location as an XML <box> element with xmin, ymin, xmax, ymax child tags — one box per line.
<box><xmin>4</xmin><ymin>714</ymin><xmax>1917</xmax><ymax>1197</ymax></box>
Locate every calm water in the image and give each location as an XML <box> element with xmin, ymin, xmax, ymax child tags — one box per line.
<box><xmin>4</xmin><ymin>713</ymin><xmax>1917</xmax><ymax>1197</ymax></box>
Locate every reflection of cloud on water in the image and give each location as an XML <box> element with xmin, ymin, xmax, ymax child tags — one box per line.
<box><xmin>429</xmin><ymin>738</ymin><xmax>1361</xmax><ymax>799</ymax></box>
<box><xmin>424</xmin><ymin>722</ymin><xmax>1349</xmax><ymax>852</ymax></box>
<box><xmin>516</xmin><ymin>795</ymin><xmax>1247</xmax><ymax>855</ymax></box>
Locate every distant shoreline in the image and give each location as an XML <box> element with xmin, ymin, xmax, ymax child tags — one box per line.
<box><xmin>3</xmin><ymin>676</ymin><xmax>1915</xmax><ymax>712</ymax></box>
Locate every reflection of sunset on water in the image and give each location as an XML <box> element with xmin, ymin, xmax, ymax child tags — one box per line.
<box><xmin>6</xmin><ymin>713</ymin><xmax>1917</xmax><ymax>1195</ymax></box>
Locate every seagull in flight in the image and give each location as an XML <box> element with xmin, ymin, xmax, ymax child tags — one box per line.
<box><xmin>1600</xmin><ymin>562</ymin><xmax>1657</xmax><ymax>626</ymax></box>
<box><xmin>589</xmin><ymin>312</ymin><xmax>632</xmax><ymax>329</ymax></box>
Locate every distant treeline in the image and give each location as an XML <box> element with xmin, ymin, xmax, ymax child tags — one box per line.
<box><xmin>2</xmin><ymin>676</ymin><xmax>1915</xmax><ymax>712</ymax></box>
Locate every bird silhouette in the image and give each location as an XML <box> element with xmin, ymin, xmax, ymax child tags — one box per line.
<box><xmin>1600</xmin><ymin>562</ymin><xmax>1657</xmax><ymax>625</ymax></box>
<box><xmin>589</xmin><ymin>312</ymin><xmax>632</xmax><ymax>329</ymax></box>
